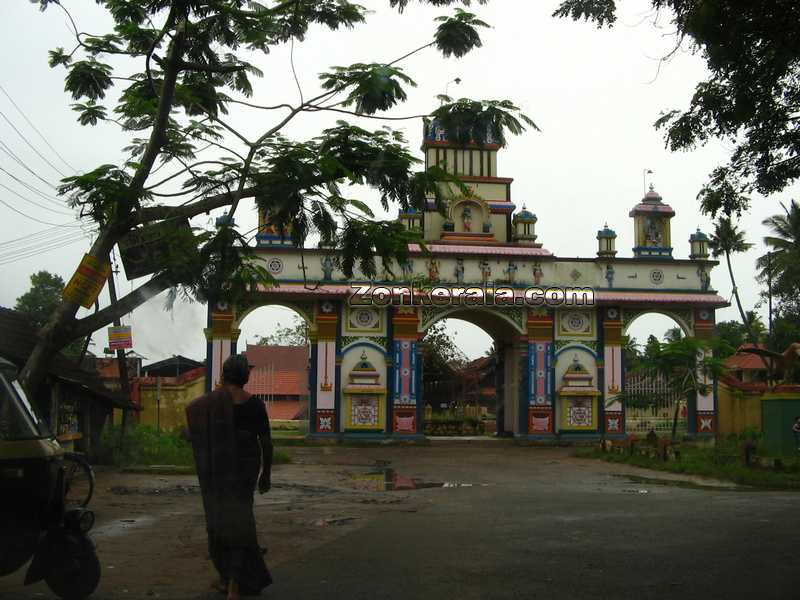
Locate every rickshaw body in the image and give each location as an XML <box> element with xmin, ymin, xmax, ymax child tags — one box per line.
<box><xmin>0</xmin><ymin>357</ymin><xmax>101</xmax><ymax>599</ymax></box>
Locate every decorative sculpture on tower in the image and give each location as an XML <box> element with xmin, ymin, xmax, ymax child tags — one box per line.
<box><xmin>512</xmin><ymin>205</ymin><xmax>539</xmax><ymax>246</ymax></box>
<box><xmin>461</xmin><ymin>206</ymin><xmax>473</xmax><ymax>232</ymax></box>
<box><xmin>596</xmin><ymin>223</ymin><xmax>617</xmax><ymax>258</ymax></box>
<box><xmin>629</xmin><ymin>185</ymin><xmax>675</xmax><ymax>259</ymax></box>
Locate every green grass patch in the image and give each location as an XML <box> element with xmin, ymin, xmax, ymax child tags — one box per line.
<box><xmin>576</xmin><ymin>443</ymin><xmax>800</xmax><ymax>490</ymax></box>
<box><xmin>98</xmin><ymin>424</ymin><xmax>291</xmax><ymax>467</ymax></box>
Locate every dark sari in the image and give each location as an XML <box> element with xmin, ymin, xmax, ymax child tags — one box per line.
<box><xmin>186</xmin><ymin>389</ymin><xmax>272</xmax><ymax>595</ymax></box>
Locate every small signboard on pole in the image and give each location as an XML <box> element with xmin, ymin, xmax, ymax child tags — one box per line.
<box><xmin>64</xmin><ymin>254</ymin><xmax>111</xmax><ymax>309</ymax></box>
<box><xmin>108</xmin><ymin>326</ymin><xmax>133</xmax><ymax>350</ymax></box>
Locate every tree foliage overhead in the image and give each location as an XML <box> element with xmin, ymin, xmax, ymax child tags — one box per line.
<box><xmin>15</xmin><ymin>271</ymin><xmax>84</xmax><ymax>356</ymax></box>
<box><xmin>21</xmin><ymin>0</ymin><xmax>538</xmax><ymax>396</ymax></box>
<box><xmin>554</xmin><ymin>0</ymin><xmax>800</xmax><ymax>217</ymax></box>
<box><xmin>256</xmin><ymin>315</ymin><xmax>308</xmax><ymax>347</ymax></box>
<box><xmin>15</xmin><ymin>271</ymin><xmax>68</xmax><ymax>329</ymax></box>
<box><xmin>757</xmin><ymin>199</ymin><xmax>800</xmax><ymax>304</ymax></box>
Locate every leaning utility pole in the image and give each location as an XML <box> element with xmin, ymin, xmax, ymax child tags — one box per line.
<box><xmin>108</xmin><ymin>269</ymin><xmax>131</xmax><ymax>447</ymax></box>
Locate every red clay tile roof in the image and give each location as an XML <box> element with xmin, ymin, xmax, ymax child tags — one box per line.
<box><xmin>245</xmin><ymin>368</ymin><xmax>308</xmax><ymax>396</ymax></box>
<box><xmin>725</xmin><ymin>344</ymin><xmax>769</xmax><ymax>371</ymax></box>
<box><xmin>265</xmin><ymin>400</ymin><xmax>303</xmax><ymax>420</ymax></box>
<box><xmin>245</xmin><ymin>345</ymin><xmax>308</xmax><ymax>396</ymax></box>
<box><xmin>245</xmin><ymin>345</ymin><xmax>308</xmax><ymax>369</ymax></box>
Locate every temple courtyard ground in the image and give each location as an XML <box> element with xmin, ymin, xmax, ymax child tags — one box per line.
<box><xmin>1</xmin><ymin>444</ymin><xmax>799</xmax><ymax>599</ymax></box>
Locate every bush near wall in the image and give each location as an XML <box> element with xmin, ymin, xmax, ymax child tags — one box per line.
<box><xmin>96</xmin><ymin>424</ymin><xmax>290</xmax><ymax>467</ymax></box>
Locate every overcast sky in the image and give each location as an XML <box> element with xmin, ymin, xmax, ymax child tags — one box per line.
<box><xmin>0</xmin><ymin>1</ymin><xmax>794</xmax><ymax>362</ymax></box>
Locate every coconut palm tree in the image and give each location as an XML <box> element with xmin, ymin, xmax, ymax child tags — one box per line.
<box><xmin>709</xmin><ymin>217</ymin><xmax>758</xmax><ymax>344</ymax></box>
<box><xmin>756</xmin><ymin>200</ymin><xmax>800</xmax><ymax>302</ymax></box>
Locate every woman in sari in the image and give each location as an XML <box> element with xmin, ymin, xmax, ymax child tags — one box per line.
<box><xmin>186</xmin><ymin>354</ymin><xmax>273</xmax><ymax>599</ymax></box>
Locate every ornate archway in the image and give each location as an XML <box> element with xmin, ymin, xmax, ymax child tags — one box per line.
<box><xmin>205</xmin><ymin>118</ymin><xmax>727</xmax><ymax>439</ymax></box>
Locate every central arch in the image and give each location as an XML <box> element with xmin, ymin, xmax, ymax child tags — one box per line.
<box><xmin>420</xmin><ymin>307</ymin><xmax>525</xmax><ymax>435</ymax></box>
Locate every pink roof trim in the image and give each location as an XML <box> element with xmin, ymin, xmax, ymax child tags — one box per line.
<box><xmin>408</xmin><ymin>243</ymin><xmax>552</xmax><ymax>256</ymax></box>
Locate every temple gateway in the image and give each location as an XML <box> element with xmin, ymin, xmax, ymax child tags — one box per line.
<box><xmin>205</xmin><ymin>119</ymin><xmax>727</xmax><ymax>439</ymax></box>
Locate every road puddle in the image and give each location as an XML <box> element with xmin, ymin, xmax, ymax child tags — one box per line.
<box><xmin>616</xmin><ymin>474</ymin><xmax>746</xmax><ymax>492</ymax></box>
<box><xmin>351</xmin><ymin>468</ymin><xmax>480</xmax><ymax>491</ymax></box>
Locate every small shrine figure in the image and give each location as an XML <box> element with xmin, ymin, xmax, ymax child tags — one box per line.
<box><xmin>605</xmin><ymin>264</ymin><xmax>615</xmax><ymax>288</ymax></box>
<box><xmin>321</xmin><ymin>255</ymin><xmax>334</xmax><ymax>281</ymax></box>
<box><xmin>479</xmin><ymin>260</ymin><xmax>492</xmax><ymax>285</ymax></box>
<box><xmin>401</xmin><ymin>259</ymin><xmax>414</xmax><ymax>278</ymax></box>
<box><xmin>697</xmin><ymin>266</ymin><xmax>711</xmax><ymax>292</ymax></box>
<box><xmin>427</xmin><ymin>259</ymin><xmax>440</xmax><ymax>283</ymax></box>
<box><xmin>454</xmin><ymin>258</ymin><xmax>465</xmax><ymax>283</ymax></box>
<box><xmin>504</xmin><ymin>261</ymin><xmax>518</xmax><ymax>284</ymax></box>
<box><xmin>461</xmin><ymin>206</ymin><xmax>473</xmax><ymax>232</ymax></box>
<box><xmin>644</xmin><ymin>217</ymin><xmax>663</xmax><ymax>247</ymax></box>
<box><xmin>532</xmin><ymin>261</ymin><xmax>543</xmax><ymax>285</ymax></box>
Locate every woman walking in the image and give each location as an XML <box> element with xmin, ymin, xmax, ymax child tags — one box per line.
<box><xmin>186</xmin><ymin>354</ymin><xmax>273</xmax><ymax>599</ymax></box>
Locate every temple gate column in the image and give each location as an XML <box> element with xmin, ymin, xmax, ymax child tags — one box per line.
<box><xmin>390</xmin><ymin>307</ymin><xmax>422</xmax><ymax>436</ymax></box>
<box><xmin>310</xmin><ymin>300</ymin><xmax>339</xmax><ymax>434</ymax></box>
<box><xmin>526</xmin><ymin>309</ymin><xmax>555</xmax><ymax>435</ymax></box>
<box><xmin>693</xmin><ymin>307</ymin><xmax>716</xmax><ymax>435</ymax></box>
<box><xmin>601</xmin><ymin>306</ymin><xmax>624</xmax><ymax>435</ymax></box>
<box><xmin>205</xmin><ymin>302</ymin><xmax>240</xmax><ymax>392</ymax></box>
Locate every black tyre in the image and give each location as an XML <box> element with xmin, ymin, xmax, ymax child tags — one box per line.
<box><xmin>62</xmin><ymin>453</ymin><xmax>95</xmax><ymax>509</ymax></box>
<box><xmin>44</xmin><ymin>544</ymin><xmax>101</xmax><ymax>600</ymax></box>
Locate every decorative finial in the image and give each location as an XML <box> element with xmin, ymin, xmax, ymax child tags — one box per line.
<box><xmin>649</xmin><ymin>183</ymin><xmax>655</xmax><ymax>192</ymax></box>
<box><xmin>360</xmin><ymin>349</ymin><xmax>368</xmax><ymax>360</ymax></box>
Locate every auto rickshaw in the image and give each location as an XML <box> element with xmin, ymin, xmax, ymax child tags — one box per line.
<box><xmin>0</xmin><ymin>357</ymin><xmax>101</xmax><ymax>599</ymax></box>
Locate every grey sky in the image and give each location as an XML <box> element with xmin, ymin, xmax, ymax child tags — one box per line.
<box><xmin>0</xmin><ymin>1</ymin><xmax>793</xmax><ymax>362</ymax></box>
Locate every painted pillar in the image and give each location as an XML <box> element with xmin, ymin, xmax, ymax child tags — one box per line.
<box><xmin>312</xmin><ymin>300</ymin><xmax>339</xmax><ymax>434</ymax></box>
<box><xmin>517</xmin><ymin>336</ymin><xmax>530</xmax><ymax>436</ymax></box>
<box><xmin>205</xmin><ymin>302</ymin><xmax>240</xmax><ymax>392</ymax></box>
<box><xmin>693</xmin><ymin>308</ymin><xmax>716</xmax><ymax>435</ymax></box>
<box><xmin>390</xmin><ymin>307</ymin><xmax>422</xmax><ymax>435</ymax></box>
<box><xmin>601</xmin><ymin>306</ymin><xmax>624</xmax><ymax>435</ymax></box>
<box><xmin>526</xmin><ymin>308</ymin><xmax>555</xmax><ymax>435</ymax></box>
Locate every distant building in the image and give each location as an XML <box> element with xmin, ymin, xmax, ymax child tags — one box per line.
<box><xmin>244</xmin><ymin>345</ymin><xmax>309</xmax><ymax>420</ymax></box>
<box><xmin>142</xmin><ymin>355</ymin><xmax>204</xmax><ymax>378</ymax></box>
<box><xmin>129</xmin><ymin>366</ymin><xmax>206</xmax><ymax>431</ymax></box>
<box><xmin>0</xmin><ymin>307</ymin><xmax>136</xmax><ymax>456</ymax></box>
<box><xmin>725</xmin><ymin>344</ymin><xmax>769</xmax><ymax>384</ymax></box>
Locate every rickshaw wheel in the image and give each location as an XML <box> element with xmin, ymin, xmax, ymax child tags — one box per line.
<box><xmin>44</xmin><ymin>546</ymin><xmax>101</xmax><ymax>600</ymax></box>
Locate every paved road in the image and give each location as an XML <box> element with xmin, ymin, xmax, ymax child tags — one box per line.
<box><xmin>270</xmin><ymin>446</ymin><xmax>800</xmax><ymax>600</ymax></box>
<box><xmin>2</xmin><ymin>446</ymin><xmax>798</xmax><ymax>599</ymax></box>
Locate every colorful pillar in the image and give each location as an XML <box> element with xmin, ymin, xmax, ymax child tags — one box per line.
<box><xmin>311</xmin><ymin>300</ymin><xmax>339</xmax><ymax>434</ymax></box>
<box><xmin>601</xmin><ymin>306</ymin><xmax>624</xmax><ymax>435</ymax></box>
<box><xmin>205</xmin><ymin>302</ymin><xmax>240</xmax><ymax>392</ymax></box>
<box><xmin>694</xmin><ymin>308</ymin><xmax>716</xmax><ymax>435</ymax></box>
<box><xmin>526</xmin><ymin>309</ymin><xmax>555</xmax><ymax>435</ymax></box>
<box><xmin>390</xmin><ymin>307</ymin><xmax>422</xmax><ymax>436</ymax></box>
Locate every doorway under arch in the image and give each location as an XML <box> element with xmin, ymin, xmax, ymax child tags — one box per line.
<box><xmin>622</xmin><ymin>311</ymin><xmax>692</xmax><ymax>437</ymax></box>
<box><xmin>232</xmin><ymin>303</ymin><xmax>312</xmax><ymax>429</ymax></box>
<box><xmin>421</xmin><ymin>308</ymin><xmax>525</xmax><ymax>436</ymax></box>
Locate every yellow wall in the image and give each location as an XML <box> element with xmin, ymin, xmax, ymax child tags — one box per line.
<box><xmin>136</xmin><ymin>375</ymin><xmax>207</xmax><ymax>431</ymax></box>
<box><xmin>717</xmin><ymin>381</ymin><xmax>762</xmax><ymax>436</ymax></box>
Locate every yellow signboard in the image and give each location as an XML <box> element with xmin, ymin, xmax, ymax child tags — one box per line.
<box><xmin>108</xmin><ymin>325</ymin><xmax>133</xmax><ymax>350</ymax></box>
<box><xmin>64</xmin><ymin>254</ymin><xmax>110</xmax><ymax>308</ymax></box>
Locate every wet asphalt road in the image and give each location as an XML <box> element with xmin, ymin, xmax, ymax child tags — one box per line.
<box><xmin>2</xmin><ymin>445</ymin><xmax>799</xmax><ymax>600</ymax></box>
<box><xmin>268</xmin><ymin>446</ymin><xmax>800</xmax><ymax>600</ymax></box>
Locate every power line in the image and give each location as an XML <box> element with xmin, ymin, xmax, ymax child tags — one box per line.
<box><xmin>0</xmin><ymin>194</ymin><xmax>78</xmax><ymax>226</ymax></box>
<box><xmin>0</xmin><ymin>233</ymin><xmax>89</xmax><ymax>265</ymax></box>
<box><xmin>0</xmin><ymin>230</ymin><xmax>86</xmax><ymax>260</ymax></box>
<box><xmin>0</xmin><ymin>139</ymin><xmax>58</xmax><ymax>189</ymax></box>
<box><xmin>0</xmin><ymin>107</ymin><xmax>67</xmax><ymax>178</ymax></box>
<box><xmin>0</xmin><ymin>83</ymin><xmax>77</xmax><ymax>173</ymax></box>
<box><xmin>0</xmin><ymin>181</ymin><xmax>74</xmax><ymax>216</ymax></box>
<box><xmin>0</xmin><ymin>223</ymin><xmax>77</xmax><ymax>248</ymax></box>
<box><xmin>0</xmin><ymin>166</ymin><xmax>68</xmax><ymax>209</ymax></box>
